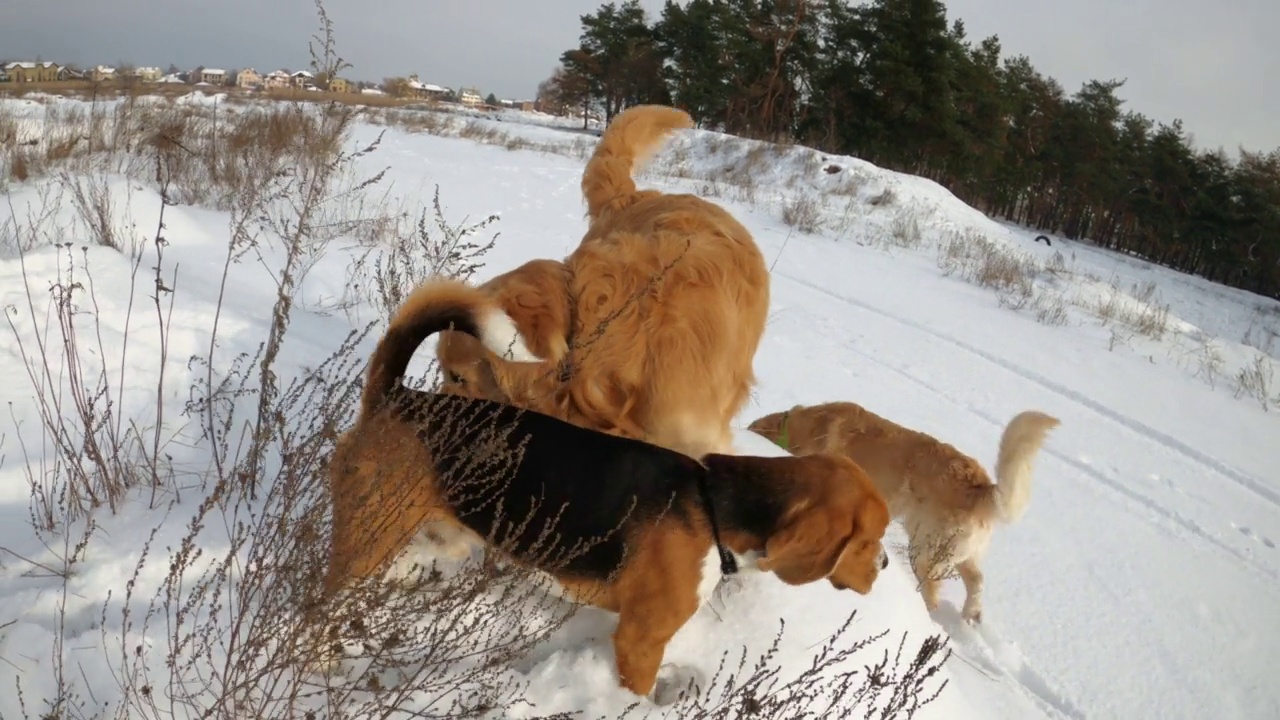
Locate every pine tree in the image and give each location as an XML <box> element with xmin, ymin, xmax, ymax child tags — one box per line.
<box><xmin>654</xmin><ymin>0</ymin><xmax>732</xmax><ymax>126</ymax></box>
<box><xmin>554</xmin><ymin>0</ymin><xmax>1280</xmax><ymax>298</ymax></box>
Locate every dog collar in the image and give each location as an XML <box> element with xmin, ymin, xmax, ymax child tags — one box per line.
<box><xmin>774</xmin><ymin>411</ymin><xmax>791</xmax><ymax>450</ymax></box>
<box><xmin>694</xmin><ymin>472</ymin><xmax>738</xmax><ymax>576</ymax></box>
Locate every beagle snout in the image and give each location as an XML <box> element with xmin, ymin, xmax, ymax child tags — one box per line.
<box><xmin>878</xmin><ymin>548</ymin><xmax>889</xmax><ymax>570</ymax></box>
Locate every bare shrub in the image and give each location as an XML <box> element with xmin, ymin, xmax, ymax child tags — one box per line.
<box><xmin>373</xmin><ymin>108</ymin><xmax>590</xmax><ymax>161</ymax></box>
<box><xmin>64</xmin><ymin>171</ymin><xmax>123</xmax><ymax>250</ymax></box>
<box><xmin>830</xmin><ymin>171</ymin><xmax>863</xmax><ymax>197</ymax></box>
<box><xmin>1090</xmin><ymin>277</ymin><xmax>1171</xmax><ymax>341</ymax></box>
<box><xmin>741</xmin><ymin>142</ymin><xmax>782</xmax><ymax>174</ymax></box>
<box><xmin>1241</xmin><ymin>307</ymin><xmax>1280</xmax><ymax>359</ymax></box>
<box><xmin>868</xmin><ymin>186</ymin><xmax>896</xmax><ymax>207</ymax></box>
<box><xmin>936</xmin><ymin>230</ymin><xmax>1039</xmax><ymax>304</ymax></box>
<box><xmin>4</xmin><ymin>234</ymin><xmax>179</xmax><ymax>531</ymax></box>
<box><xmin>97</xmin><ymin>327</ymin><xmax>595</xmax><ymax>719</ymax></box>
<box><xmin>341</xmin><ymin>186</ymin><xmax>500</xmax><ymax>321</ymax></box>
<box><xmin>1032</xmin><ymin>288</ymin><xmax>1071</xmax><ymax>326</ymax></box>
<box><xmin>1234</xmin><ymin>353</ymin><xmax>1277</xmax><ymax>411</ymax></box>
<box><xmin>456</xmin><ymin>118</ymin><xmax>506</xmax><ymax>145</ymax></box>
<box><xmin>1190</xmin><ymin>334</ymin><xmax>1226</xmax><ymax>389</ymax></box>
<box><xmin>886</xmin><ymin>210</ymin><xmax>922</xmax><ymax>249</ymax></box>
<box><xmin>2</xmin><ymin>10</ymin><xmax>961</xmax><ymax>717</ymax></box>
<box><xmin>781</xmin><ymin>193</ymin><xmax>824</xmax><ymax>234</ymax></box>
<box><xmin>1044</xmin><ymin>250</ymin><xmax>1069</xmax><ymax>276</ymax></box>
<box><xmin>636</xmin><ymin>613</ymin><xmax>951</xmax><ymax>719</ymax></box>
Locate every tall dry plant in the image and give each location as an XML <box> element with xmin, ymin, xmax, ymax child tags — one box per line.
<box><xmin>1</xmin><ymin>9</ymin><xmax>956</xmax><ymax>716</ymax></box>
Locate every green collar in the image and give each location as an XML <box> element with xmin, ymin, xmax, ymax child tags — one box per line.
<box><xmin>774</xmin><ymin>411</ymin><xmax>791</xmax><ymax>451</ymax></box>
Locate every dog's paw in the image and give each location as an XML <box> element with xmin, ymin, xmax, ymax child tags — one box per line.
<box><xmin>652</xmin><ymin>663</ymin><xmax>706</xmax><ymax>706</ymax></box>
<box><xmin>962</xmin><ymin>605</ymin><xmax>983</xmax><ymax>625</ymax></box>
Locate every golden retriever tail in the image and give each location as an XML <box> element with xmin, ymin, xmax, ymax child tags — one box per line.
<box><xmin>362</xmin><ymin>279</ymin><xmax>536</xmax><ymax>414</ymax></box>
<box><xmin>992</xmin><ymin>410</ymin><xmax>1061</xmax><ymax>523</ymax></box>
<box><xmin>581</xmin><ymin>104</ymin><xmax>694</xmax><ymax>220</ymax></box>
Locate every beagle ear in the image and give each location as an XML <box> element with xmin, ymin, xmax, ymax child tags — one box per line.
<box><xmin>756</xmin><ymin>506</ymin><xmax>851</xmax><ymax>586</ymax></box>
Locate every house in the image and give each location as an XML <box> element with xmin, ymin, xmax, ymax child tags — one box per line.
<box><xmin>3</xmin><ymin>61</ymin><xmax>61</xmax><ymax>83</ymax></box>
<box><xmin>199</xmin><ymin>68</ymin><xmax>228</xmax><ymax>85</ymax></box>
<box><xmin>328</xmin><ymin>77</ymin><xmax>351</xmax><ymax>93</ymax></box>
<box><xmin>236</xmin><ymin>68</ymin><xmax>262</xmax><ymax>89</ymax></box>
<box><xmin>406</xmin><ymin>74</ymin><xmax>448</xmax><ymax>100</ymax></box>
<box><xmin>290</xmin><ymin>70</ymin><xmax>313</xmax><ymax>88</ymax></box>
<box><xmin>262</xmin><ymin>70</ymin><xmax>291</xmax><ymax>89</ymax></box>
<box><xmin>458</xmin><ymin>87</ymin><xmax>482</xmax><ymax>106</ymax></box>
<box><xmin>134</xmin><ymin>67</ymin><xmax>162</xmax><ymax>83</ymax></box>
<box><xmin>90</xmin><ymin>65</ymin><xmax>116</xmax><ymax>83</ymax></box>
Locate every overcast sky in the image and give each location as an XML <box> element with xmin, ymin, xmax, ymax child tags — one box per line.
<box><xmin>1</xmin><ymin>0</ymin><xmax>1275</xmax><ymax>155</ymax></box>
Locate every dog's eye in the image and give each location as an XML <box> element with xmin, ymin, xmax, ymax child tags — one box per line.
<box><xmin>445</xmin><ymin>371</ymin><xmax>466</xmax><ymax>385</ymax></box>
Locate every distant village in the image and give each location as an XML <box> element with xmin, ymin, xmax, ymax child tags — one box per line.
<box><xmin>0</xmin><ymin>60</ymin><xmax>539</xmax><ymax>112</ymax></box>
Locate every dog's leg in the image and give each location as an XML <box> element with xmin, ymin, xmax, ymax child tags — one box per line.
<box><xmin>957</xmin><ymin>558</ymin><xmax>985</xmax><ymax>624</ymax></box>
<box><xmin>910</xmin><ymin>542</ymin><xmax>942</xmax><ymax>613</ymax></box>
<box><xmin>612</xmin><ymin>590</ymin><xmax>699</xmax><ymax>697</ymax></box>
<box><xmin>419</xmin><ymin>519</ymin><xmax>482</xmax><ymax>562</ymax></box>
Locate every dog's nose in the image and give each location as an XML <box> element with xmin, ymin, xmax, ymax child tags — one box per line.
<box><xmin>879</xmin><ymin>550</ymin><xmax>889</xmax><ymax>570</ymax></box>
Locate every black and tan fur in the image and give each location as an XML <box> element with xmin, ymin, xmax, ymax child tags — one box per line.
<box><xmin>320</xmin><ymin>281</ymin><xmax>892</xmax><ymax>699</ymax></box>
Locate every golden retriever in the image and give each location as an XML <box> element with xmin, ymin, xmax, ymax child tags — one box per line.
<box><xmin>748</xmin><ymin>401</ymin><xmax>1059</xmax><ymax>623</ymax></box>
<box><xmin>434</xmin><ymin>104</ymin><xmax>770</xmax><ymax>459</ymax></box>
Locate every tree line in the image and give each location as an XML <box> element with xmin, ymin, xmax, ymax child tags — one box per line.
<box><xmin>538</xmin><ymin>0</ymin><xmax>1280</xmax><ymax>299</ymax></box>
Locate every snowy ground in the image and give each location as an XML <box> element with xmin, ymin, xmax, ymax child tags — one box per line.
<box><xmin>0</xmin><ymin>95</ymin><xmax>1277</xmax><ymax>719</ymax></box>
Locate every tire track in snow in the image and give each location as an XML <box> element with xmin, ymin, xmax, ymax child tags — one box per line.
<box><xmin>773</xmin><ymin>271</ymin><xmax>1280</xmax><ymax>510</ymax></box>
<box><xmin>775</xmin><ymin>273</ymin><xmax>1279</xmax><ymax>583</ymax></box>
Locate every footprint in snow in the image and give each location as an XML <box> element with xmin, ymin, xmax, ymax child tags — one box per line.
<box><xmin>1231</xmin><ymin>523</ymin><xmax>1276</xmax><ymax>550</ymax></box>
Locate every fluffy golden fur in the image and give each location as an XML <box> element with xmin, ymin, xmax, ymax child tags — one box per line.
<box><xmin>319</xmin><ymin>281</ymin><xmax>892</xmax><ymax>699</ymax></box>
<box><xmin>435</xmin><ymin>104</ymin><xmax>770</xmax><ymax>459</ymax></box>
<box><xmin>748</xmin><ymin>401</ymin><xmax>1060</xmax><ymax>623</ymax></box>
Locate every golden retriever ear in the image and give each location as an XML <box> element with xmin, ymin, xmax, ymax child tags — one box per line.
<box><xmin>756</xmin><ymin>507</ymin><xmax>851</xmax><ymax>586</ymax></box>
<box><xmin>437</xmin><ymin>333</ymin><xmax>509</xmax><ymax>401</ymax></box>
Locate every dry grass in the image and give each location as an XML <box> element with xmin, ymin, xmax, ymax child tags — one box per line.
<box><xmin>1</xmin><ymin>80</ymin><xmax>422</xmax><ymax>110</ymax></box>
<box><xmin>1031</xmin><ymin>288</ymin><xmax>1071</xmax><ymax>326</ymax></box>
<box><xmin>362</xmin><ymin>107</ymin><xmax>595</xmax><ymax>162</ymax></box>
<box><xmin>936</xmin><ymin>230</ymin><xmax>1038</xmax><ymax>304</ymax></box>
<box><xmin>0</xmin><ymin>91</ymin><xmax>362</xmax><ymax>210</ymax></box>
<box><xmin>1190</xmin><ymin>334</ymin><xmax>1227</xmax><ymax>389</ymax></box>
<box><xmin>886</xmin><ymin>210</ymin><xmax>923</xmax><ymax>249</ymax></box>
<box><xmin>1234</xmin><ymin>353</ymin><xmax>1278</xmax><ymax>411</ymax></box>
<box><xmin>0</xmin><ymin>11</ymin><xmax>955</xmax><ymax>717</ymax></box>
<box><xmin>868</xmin><ymin>186</ymin><xmax>897</xmax><ymax>207</ymax></box>
<box><xmin>1091</xmin><ymin>278</ymin><xmax>1171</xmax><ymax>341</ymax></box>
<box><xmin>1241</xmin><ymin>306</ymin><xmax>1280</xmax><ymax>360</ymax></box>
<box><xmin>781</xmin><ymin>192</ymin><xmax>825</xmax><ymax>233</ymax></box>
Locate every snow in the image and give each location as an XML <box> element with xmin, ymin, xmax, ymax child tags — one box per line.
<box><xmin>0</xmin><ymin>94</ymin><xmax>1277</xmax><ymax>720</ymax></box>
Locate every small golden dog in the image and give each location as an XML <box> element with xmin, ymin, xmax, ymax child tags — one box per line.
<box><xmin>748</xmin><ymin>401</ymin><xmax>1060</xmax><ymax>623</ymax></box>
<box><xmin>320</xmin><ymin>280</ymin><xmax>891</xmax><ymax>699</ymax></box>
<box><xmin>435</xmin><ymin>104</ymin><xmax>770</xmax><ymax>459</ymax></box>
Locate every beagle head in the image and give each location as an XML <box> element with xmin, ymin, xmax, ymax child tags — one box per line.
<box><xmin>754</xmin><ymin>453</ymin><xmax>890</xmax><ymax>595</ymax></box>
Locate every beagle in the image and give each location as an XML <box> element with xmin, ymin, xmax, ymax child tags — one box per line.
<box><xmin>318</xmin><ymin>279</ymin><xmax>892</xmax><ymax>699</ymax></box>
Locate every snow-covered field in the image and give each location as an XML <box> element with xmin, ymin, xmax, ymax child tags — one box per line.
<box><xmin>0</xmin><ymin>94</ymin><xmax>1277</xmax><ymax>719</ymax></box>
